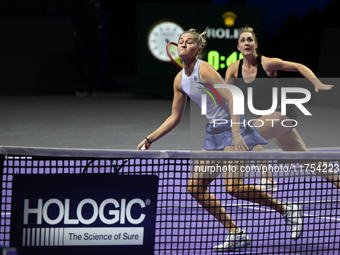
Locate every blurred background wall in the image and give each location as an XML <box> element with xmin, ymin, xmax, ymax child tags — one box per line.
<box><xmin>0</xmin><ymin>0</ymin><xmax>339</xmax><ymax>106</ymax></box>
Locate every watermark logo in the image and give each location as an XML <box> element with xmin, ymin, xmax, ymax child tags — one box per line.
<box><xmin>200</xmin><ymin>84</ymin><xmax>312</xmax><ymax>128</ymax></box>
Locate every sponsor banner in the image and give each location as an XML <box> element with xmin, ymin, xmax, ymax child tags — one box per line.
<box><xmin>10</xmin><ymin>174</ymin><xmax>158</xmax><ymax>255</ymax></box>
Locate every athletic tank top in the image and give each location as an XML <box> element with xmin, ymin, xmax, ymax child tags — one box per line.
<box><xmin>181</xmin><ymin>60</ymin><xmax>230</xmax><ymax>123</ymax></box>
<box><xmin>235</xmin><ymin>55</ymin><xmax>280</xmax><ymax>113</ymax></box>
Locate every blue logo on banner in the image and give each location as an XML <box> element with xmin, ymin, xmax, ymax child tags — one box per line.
<box><xmin>10</xmin><ymin>174</ymin><xmax>158</xmax><ymax>255</ymax></box>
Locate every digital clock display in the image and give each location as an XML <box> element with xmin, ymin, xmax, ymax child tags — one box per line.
<box><xmin>207</xmin><ymin>50</ymin><xmax>243</xmax><ymax>71</ymax></box>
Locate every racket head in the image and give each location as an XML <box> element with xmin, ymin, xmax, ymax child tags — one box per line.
<box><xmin>166</xmin><ymin>42</ymin><xmax>183</xmax><ymax>69</ymax></box>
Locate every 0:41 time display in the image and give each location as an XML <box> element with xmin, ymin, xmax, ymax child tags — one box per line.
<box><xmin>207</xmin><ymin>50</ymin><xmax>243</xmax><ymax>71</ymax></box>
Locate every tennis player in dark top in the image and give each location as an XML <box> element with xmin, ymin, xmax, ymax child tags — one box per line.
<box><xmin>225</xmin><ymin>26</ymin><xmax>338</xmax><ymax>192</ymax></box>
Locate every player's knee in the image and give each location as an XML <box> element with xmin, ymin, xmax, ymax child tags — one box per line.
<box><xmin>187</xmin><ymin>181</ymin><xmax>205</xmax><ymax>198</ymax></box>
<box><xmin>187</xmin><ymin>182</ymin><xmax>198</xmax><ymax>197</ymax></box>
<box><xmin>187</xmin><ymin>184</ymin><xmax>194</xmax><ymax>196</ymax></box>
<box><xmin>226</xmin><ymin>184</ymin><xmax>244</xmax><ymax>197</ymax></box>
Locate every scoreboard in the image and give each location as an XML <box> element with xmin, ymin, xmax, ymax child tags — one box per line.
<box><xmin>134</xmin><ymin>3</ymin><xmax>261</xmax><ymax>95</ymax></box>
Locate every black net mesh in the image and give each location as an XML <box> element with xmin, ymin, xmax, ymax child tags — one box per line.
<box><xmin>0</xmin><ymin>148</ymin><xmax>339</xmax><ymax>254</ymax></box>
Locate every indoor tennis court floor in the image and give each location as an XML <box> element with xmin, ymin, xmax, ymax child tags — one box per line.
<box><xmin>1</xmin><ymin>93</ymin><xmax>339</xmax><ymax>151</ymax></box>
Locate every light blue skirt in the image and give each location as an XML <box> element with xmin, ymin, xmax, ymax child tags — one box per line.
<box><xmin>203</xmin><ymin>115</ymin><xmax>268</xmax><ymax>150</ymax></box>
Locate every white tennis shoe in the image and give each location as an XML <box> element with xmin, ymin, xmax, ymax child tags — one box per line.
<box><xmin>283</xmin><ymin>201</ymin><xmax>304</xmax><ymax>240</ymax></box>
<box><xmin>213</xmin><ymin>229</ymin><xmax>251</xmax><ymax>252</ymax></box>
<box><xmin>256</xmin><ymin>178</ymin><xmax>278</xmax><ymax>194</ymax></box>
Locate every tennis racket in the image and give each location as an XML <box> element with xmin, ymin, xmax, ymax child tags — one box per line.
<box><xmin>166</xmin><ymin>42</ymin><xmax>183</xmax><ymax>69</ymax></box>
<box><xmin>140</xmin><ymin>144</ymin><xmax>148</xmax><ymax>150</ymax></box>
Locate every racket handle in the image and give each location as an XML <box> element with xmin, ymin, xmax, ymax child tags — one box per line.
<box><xmin>140</xmin><ymin>144</ymin><xmax>148</xmax><ymax>150</ymax></box>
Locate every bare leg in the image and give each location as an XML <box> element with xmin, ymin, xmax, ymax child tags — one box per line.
<box><xmin>273</xmin><ymin>128</ymin><xmax>308</xmax><ymax>151</ymax></box>
<box><xmin>254</xmin><ymin>112</ymin><xmax>340</xmax><ymax>188</ymax></box>
<box><xmin>223</xmin><ymin>146</ymin><xmax>286</xmax><ymax>214</ymax></box>
<box><xmin>187</xmin><ymin>176</ymin><xmax>240</xmax><ymax>233</ymax></box>
<box><xmin>252</xmin><ymin>144</ymin><xmax>274</xmax><ymax>182</ymax></box>
<box><xmin>224</xmin><ymin>177</ymin><xmax>285</xmax><ymax>213</ymax></box>
<box><xmin>274</xmin><ymin>127</ymin><xmax>340</xmax><ymax>188</ymax></box>
<box><xmin>188</xmin><ymin>152</ymin><xmax>240</xmax><ymax>233</ymax></box>
<box><xmin>252</xmin><ymin>112</ymin><xmax>299</xmax><ymax>183</ymax></box>
<box><xmin>188</xmin><ymin>146</ymin><xmax>294</xmax><ymax>235</ymax></box>
<box><xmin>254</xmin><ymin>113</ymin><xmax>306</xmax><ymax>182</ymax></box>
<box><xmin>253</xmin><ymin>112</ymin><xmax>302</xmax><ymax>142</ymax></box>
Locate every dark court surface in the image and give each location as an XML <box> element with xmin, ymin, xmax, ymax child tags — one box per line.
<box><xmin>0</xmin><ymin>93</ymin><xmax>339</xmax><ymax>151</ymax></box>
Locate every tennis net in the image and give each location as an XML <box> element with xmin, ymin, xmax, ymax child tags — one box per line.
<box><xmin>0</xmin><ymin>146</ymin><xmax>339</xmax><ymax>254</ymax></box>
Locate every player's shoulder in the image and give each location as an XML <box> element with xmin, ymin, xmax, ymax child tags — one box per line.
<box><xmin>198</xmin><ymin>60</ymin><xmax>213</xmax><ymax>70</ymax></box>
<box><xmin>174</xmin><ymin>69</ymin><xmax>182</xmax><ymax>81</ymax></box>
<box><xmin>228</xmin><ymin>60</ymin><xmax>240</xmax><ymax>71</ymax></box>
<box><xmin>198</xmin><ymin>60</ymin><xmax>220</xmax><ymax>78</ymax></box>
<box><xmin>225</xmin><ymin>60</ymin><xmax>240</xmax><ymax>78</ymax></box>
